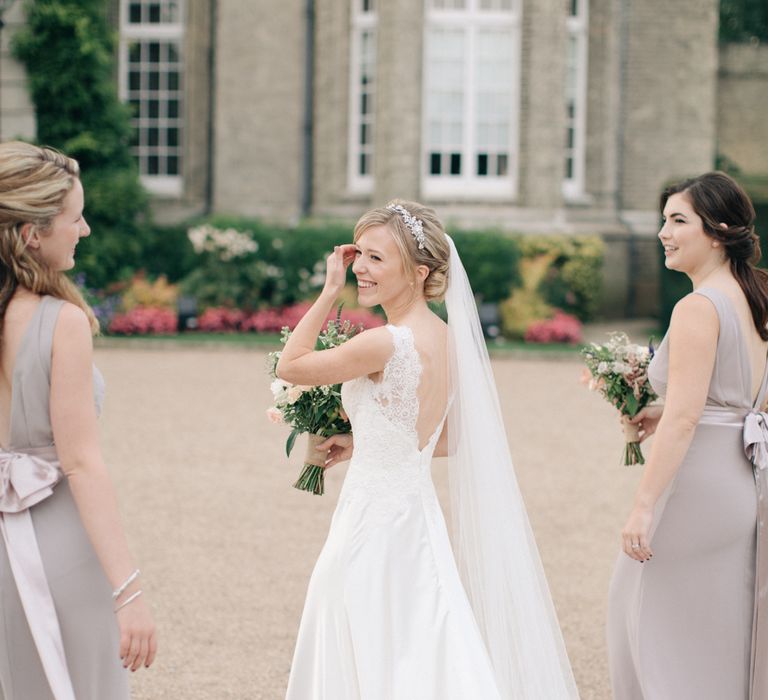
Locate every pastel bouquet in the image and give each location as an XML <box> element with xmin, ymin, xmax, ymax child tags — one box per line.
<box><xmin>267</xmin><ymin>310</ymin><xmax>360</xmax><ymax>495</ymax></box>
<box><xmin>581</xmin><ymin>332</ymin><xmax>657</xmax><ymax>465</ymax></box>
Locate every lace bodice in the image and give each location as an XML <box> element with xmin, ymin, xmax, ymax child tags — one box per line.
<box><xmin>339</xmin><ymin>325</ymin><xmax>446</xmax><ymax>515</ymax></box>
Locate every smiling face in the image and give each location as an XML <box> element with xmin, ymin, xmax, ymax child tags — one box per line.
<box><xmin>352</xmin><ymin>224</ymin><xmax>417</xmax><ymax>309</ymax></box>
<box><xmin>659</xmin><ymin>191</ymin><xmax>723</xmax><ymax>276</ymax></box>
<box><xmin>33</xmin><ymin>178</ymin><xmax>90</xmax><ymax>272</ymax></box>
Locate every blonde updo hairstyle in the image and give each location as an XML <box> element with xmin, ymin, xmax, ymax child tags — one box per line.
<box><xmin>0</xmin><ymin>141</ymin><xmax>98</xmax><ymax>340</ymax></box>
<box><xmin>353</xmin><ymin>199</ymin><xmax>450</xmax><ymax>302</ymax></box>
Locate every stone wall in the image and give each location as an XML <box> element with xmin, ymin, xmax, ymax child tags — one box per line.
<box><xmin>619</xmin><ymin>0</ymin><xmax>719</xmax><ymax>212</ymax></box>
<box><xmin>717</xmin><ymin>43</ymin><xmax>768</xmax><ymax>176</ymax></box>
<box><xmin>0</xmin><ymin>1</ymin><xmax>36</xmax><ymax>142</ymax></box>
<box><xmin>212</xmin><ymin>0</ymin><xmax>305</xmax><ymax>222</ymax></box>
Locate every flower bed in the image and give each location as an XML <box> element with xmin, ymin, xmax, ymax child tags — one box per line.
<box><xmin>109</xmin><ymin>307</ymin><xmax>178</xmax><ymax>335</ymax></box>
<box><xmin>524</xmin><ymin>311</ymin><xmax>583</xmax><ymax>345</ymax></box>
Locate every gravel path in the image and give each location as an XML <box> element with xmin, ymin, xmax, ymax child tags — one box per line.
<box><xmin>94</xmin><ymin>346</ymin><xmax>640</xmax><ymax>700</ymax></box>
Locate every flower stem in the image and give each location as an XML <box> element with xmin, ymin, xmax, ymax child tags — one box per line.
<box><xmin>293</xmin><ymin>463</ymin><xmax>325</xmax><ymax>495</ymax></box>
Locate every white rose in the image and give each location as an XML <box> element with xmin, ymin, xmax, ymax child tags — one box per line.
<box><xmin>270</xmin><ymin>378</ymin><xmax>289</xmax><ymax>401</ymax></box>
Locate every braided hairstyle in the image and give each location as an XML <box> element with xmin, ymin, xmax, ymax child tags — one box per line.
<box><xmin>0</xmin><ymin>141</ymin><xmax>98</xmax><ymax>343</ymax></box>
<box><xmin>661</xmin><ymin>171</ymin><xmax>768</xmax><ymax>340</ymax></box>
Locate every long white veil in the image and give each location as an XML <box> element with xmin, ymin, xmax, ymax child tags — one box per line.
<box><xmin>444</xmin><ymin>236</ymin><xmax>579</xmax><ymax>699</ymax></box>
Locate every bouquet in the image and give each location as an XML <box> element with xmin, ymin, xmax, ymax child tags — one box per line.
<box><xmin>267</xmin><ymin>309</ymin><xmax>361</xmax><ymax>494</ymax></box>
<box><xmin>581</xmin><ymin>332</ymin><xmax>657</xmax><ymax>465</ymax></box>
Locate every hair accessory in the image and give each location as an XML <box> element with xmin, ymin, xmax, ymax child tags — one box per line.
<box><xmin>387</xmin><ymin>204</ymin><xmax>426</xmax><ymax>250</ymax></box>
<box><xmin>112</xmin><ymin>569</ymin><xmax>140</xmax><ymax>600</ymax></box>
<box><xmin>114</xmin><ymin>589</ymin><xmax>143</xmax><ymax>613</ymax></box>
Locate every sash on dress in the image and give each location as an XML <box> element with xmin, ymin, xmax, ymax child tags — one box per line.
<box><xmin>741</xmin><ymin>410</ymin><xmax>768</xmax><ymax>700</ymax></box>
<box><xmin>0</xmin><ymin>446</ymin><xmax>77</xmax><ymax>700</ymax></box>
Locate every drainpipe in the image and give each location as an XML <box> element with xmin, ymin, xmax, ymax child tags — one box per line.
<box><xmin>615</xmin><ymin>0</ymin><xmax>637</xmax><ymax>317</ymax></box>
<box><xmin>204</xmin><ymin>0</ymin><xmax>217</xmax><ymax>215</ymax></box>
<box><xmin>301</xmin><ymin>0</ymin><xmax>315</xmax><ymax>218</ymax></box>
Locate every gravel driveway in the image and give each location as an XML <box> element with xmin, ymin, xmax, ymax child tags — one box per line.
<box><xmin>94</xmin><ymin>346</ymin><xmax>638</xmax><ymax>700</ymax></box>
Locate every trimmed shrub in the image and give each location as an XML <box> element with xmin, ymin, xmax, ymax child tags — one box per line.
<box><xmin>109</xmin><ymin>307</ymin><xmax>177</xmax><ymax>335</ymax></box>
<box><xmin>525</xmin><ymin>311</ymin><xmax>583</xmax><ymax>344</ymax></box>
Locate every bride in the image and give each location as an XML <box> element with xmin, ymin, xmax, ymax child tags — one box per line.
<box><xmin>277</xmin><ymin>201</ymin><xmax>579</xmax><ymax>699</ymax></box>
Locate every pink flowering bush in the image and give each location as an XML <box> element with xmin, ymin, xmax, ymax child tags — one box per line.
<box><xmin>242</xmin><ymin>303</ymin><xmax>313</xmax><ymax>333</ymax></box>
<box><xmin>242</xmin><ymin>303</ymin><xmax>385</xmax><ymax>334</ymax></box>
<box><xmin>197</xmin><ymin>307</ymin><xmax>246</xmax><ymax>332</ymax></box>
<box><xmin>109</xmin><ymin>307</ymin><xmax>177</xmax><ymax>335</ymax></box>
<box><xmin>524</xmin><ymin>311</ymin><xmax>583</xmax><ymax>345</ymax></box>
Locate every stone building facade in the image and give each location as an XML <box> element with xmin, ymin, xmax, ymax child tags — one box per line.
<box><xmin>2</xmin><ymin>0</ymin><xmax>765</xmax><ymax>316</ymax></box>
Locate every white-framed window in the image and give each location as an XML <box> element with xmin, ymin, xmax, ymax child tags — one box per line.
<box><xmin>119</xmin><ymin>1</ymin><xmax>184</xmax><ymax>197</ymax></box>
<box><xmin>347</xmin><ymin>0</ymin><xmax>377</xmax><ymax>194</ymax></box>
<box><xmin>422</xmin><ymin>0</ymin><xmax>521</xmax><ymax>199</ymax></box>
<box><xmin>563</xmin><ymin>0</ymin><xmax>588</xmax><ymax>200</ymax></box>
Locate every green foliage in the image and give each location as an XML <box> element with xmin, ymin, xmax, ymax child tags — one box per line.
<box><xmin>13</xmin><ymin>0</ymin><xmax>151</xmax><ymax>289</ymax></box>
<box><xmin>517</xmin><ymin>235</ymin><xmax>604</xmax><ymax>321</ymax></box>
<box><xmin>720</xmin><ymin>0</ymin><xmax>768</xmax><ymax>43</ymax></box>
<box><xmin>179</xmin><ymin>217</ymin><xmax>351</xmax><ymax>310</ymax></box>
<box><xmin>450</xmin><ymin>230</ymin><xmax>522</xmax><ymax>303</ymax></box>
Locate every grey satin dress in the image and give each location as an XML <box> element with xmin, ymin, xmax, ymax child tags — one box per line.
<box><xmin>608</xmin><ymin>287</ymin><xmax>768</xmax><ymax>700</ymax></box>
<box><xmin>0</xmin><ymin>296</ymin><xmax>129</xmax><ymax>699</ymax></box>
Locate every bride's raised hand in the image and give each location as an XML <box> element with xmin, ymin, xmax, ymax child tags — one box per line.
<box><xmin>627</xmin><ymin>404</ymin><xmax>663</xmax><ymax>442</ymax></box>
<box><xmin>323</xmin><ymin>244</ymin><xmax>357</xmax><ymax>297</ymax></box>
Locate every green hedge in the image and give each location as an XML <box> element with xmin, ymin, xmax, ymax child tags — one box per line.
<box><xmin>79</xmin><ymin>213</ymin><xmax>604</xmax><ymax>324</ymax></box>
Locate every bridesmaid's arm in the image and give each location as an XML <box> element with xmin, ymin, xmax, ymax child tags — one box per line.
<box><xmin>49</xmin><ymin>303</ymin><xmax>157</xmax><ymax>672</ymax></box>
<box><xmin>621</xmin><ymin>294</ymin><xmax>718</xmax><ymax>562</ymax></box>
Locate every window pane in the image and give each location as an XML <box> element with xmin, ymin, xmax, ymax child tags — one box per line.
<box><xmin>350</xmin><ymin>14</ymin><xmax>377</xmax><ymax>183</ymax></box>
<box><xmin>477</xmin><ymin>153</ymin><xmax>488</xmax><ymax>176</ymax></box>
<box><xmin>122</xmin><ymin>28</ymin><xmax>184</xmax><ymax>181</ymax></box>
<box><xmin>430</xmin><ymin>152</ymin><xmax>442</xmax><ymax>175</ymax></box>
<box><xmin>129</xmin><ymin>3</ymin><xmax>141</xmax><ymax>23</ymax></box>
<box><xmin>450</xmin><ymin>153</ymin><xmax>461</xmax><ymax>175</ymax></box>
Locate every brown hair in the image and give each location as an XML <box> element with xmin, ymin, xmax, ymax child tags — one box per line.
<box><xmin>661</xmin><ymin>171</ymin><xmax>768</xmax><ymax>340</ymax></box>
<box><xmin>353</xmin><ymin>199</ymin><xmax>451</xmax><ymax>302</ymax></box>
<box><xmin>0</xmin><ymin>141</ymin><xmax>98</xmax><ymax>341</ymax></box>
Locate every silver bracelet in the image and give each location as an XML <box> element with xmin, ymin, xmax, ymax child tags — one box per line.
<box><xmin>114</xmin><ymin>589</ymin><xmax>143</xmax><ymax>613</ymax></box>
<box><xmin>112</xmin><ymin>569</ymin><xmax>140</xmax><ymax>600</ymax></box>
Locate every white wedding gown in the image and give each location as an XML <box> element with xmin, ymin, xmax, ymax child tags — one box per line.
<box><xmin>285</xmin><ymin>324</ymin><xmax>502</xmax><ymax>699</ymax></box>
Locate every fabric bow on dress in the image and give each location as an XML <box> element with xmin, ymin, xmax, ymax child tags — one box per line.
<box><xmin>743</xmin><ymin>410</ymin><xmax>768</xmax><ymax>700</ymax></box>
<box><xmin>0</xmin><ymin>447</ymin><xmax>76</xmax><ymax>700</ymax></box>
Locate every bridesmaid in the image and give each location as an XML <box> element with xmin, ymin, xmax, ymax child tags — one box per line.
<box><xmin>0</xmin><ymin>142</ymin><xmax>156</xmax><ymax>699</ymax></box>
<box><xmin>608</xmin><ymin>172</ymin><xmax>768</xmax><ymax>699</ymax></box>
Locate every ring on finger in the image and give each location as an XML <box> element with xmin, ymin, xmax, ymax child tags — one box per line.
<box><xmin>630</xmin><ymin>543</ymin><xmax>640</xmax><ymax>550</ymax></box>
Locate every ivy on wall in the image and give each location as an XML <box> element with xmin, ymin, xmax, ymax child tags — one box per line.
<box><xmin>13</xmin><ymin>0</ymin><xmax>151</xmax><ymax>289</ymax></box>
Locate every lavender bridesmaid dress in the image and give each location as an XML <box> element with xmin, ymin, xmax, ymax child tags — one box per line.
<box><xmin>0</xmin><ymin>296</ymin><xmax>129</xmax><ymax>699</ymax></box>
<box><xmin>608</xmin><ymin>287</ymin><xmax>768</xmax><ymax>700</ymax></box>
